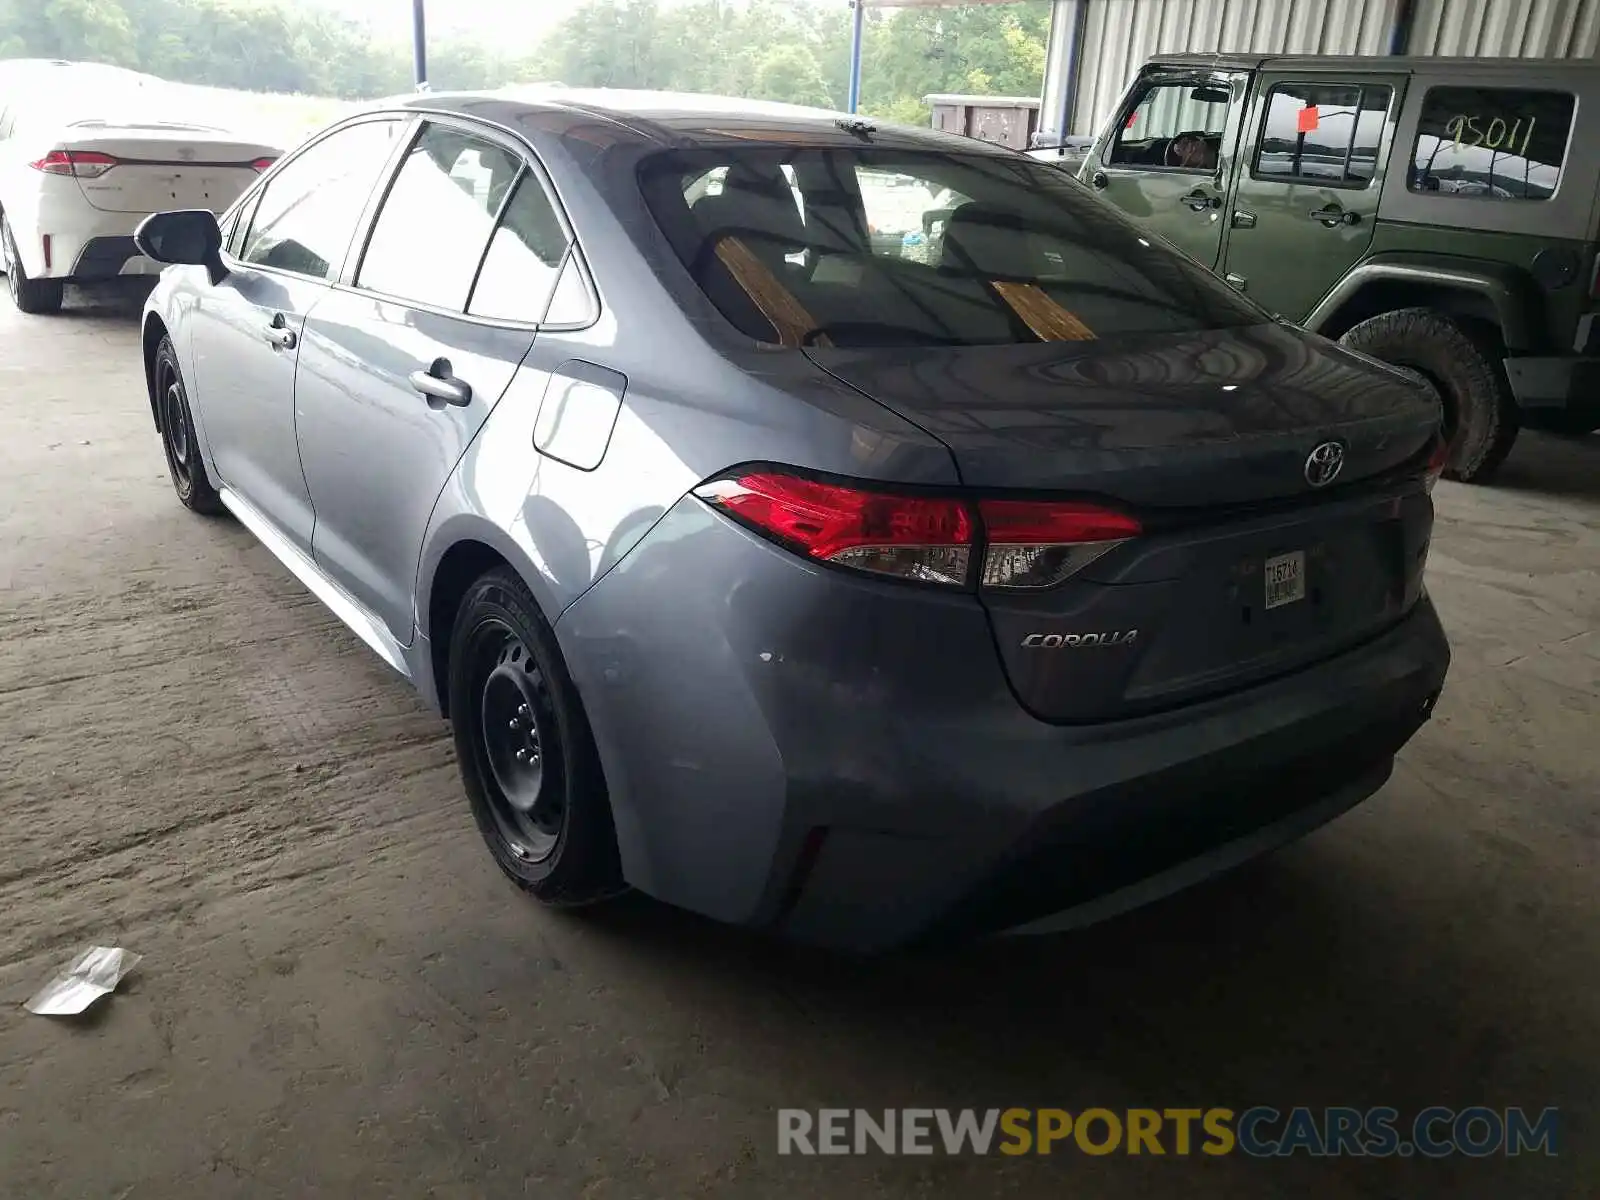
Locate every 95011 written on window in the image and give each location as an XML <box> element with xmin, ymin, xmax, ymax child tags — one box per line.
<box><xmin>1410</xmin><ymin>87</ymin><xmax>1575</xmax><ymax>200</ymax></box>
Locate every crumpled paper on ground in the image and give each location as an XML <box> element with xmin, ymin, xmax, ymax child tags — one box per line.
<box><xmin>24</xmin><ymin>946</ymin><xmax>142</xmax><ymax>1016</ymax></box>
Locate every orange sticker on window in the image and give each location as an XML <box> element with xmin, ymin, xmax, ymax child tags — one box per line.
<box><xmin>1297</xmin><ymin>105</ymin><xmax>1320</xmax><ymax>133</ymax></box>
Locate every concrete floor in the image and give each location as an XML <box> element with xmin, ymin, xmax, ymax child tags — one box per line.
<box><xmin>0</xmin><ymin>286</ymin><xmax>1594</xmax><ymax>1199</ymax></box>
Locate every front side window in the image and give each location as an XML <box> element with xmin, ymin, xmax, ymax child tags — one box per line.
<box><xmin>239</xmin><ymin>119</ymin><xmax>404</xmax><ymax>279</ymax></box>
<box><xmin>1108</xmin><ymin>79</ymin><xmax>1233</xmax><ymax>171</ymax></box>
<box><xmin>357</xmin><ymin>123</ymin><xmax>523</xmax><ymax>311</ymax></box>
<box><xmin>467</xmin><ymin>171</ymin><xmax>573</xmax><ymax>323</ymax></box>
<box><xmin>1254</xmin><ymin>83</ymin><xmax>1393</xmax><ymax>186</ymax></box>
<box><xmin>1410</xmin><ymin>86</ymin><xmax>1575</xmax><ymax>200</ymax></box>
<box><xmin>640</xmin><ymin>146</ymin><xmax>1263</xmax><ymax>349</ymax></box>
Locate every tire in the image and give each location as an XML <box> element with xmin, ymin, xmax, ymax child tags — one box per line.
<box><xmin>447</xmin><ymin>566</ymin><xmax>623</xmax><ymax>906</ymax></box>
<box><xmin>1</xmin><ymin>216</ymin><xmax>64</xmax><ymax>315</ymax></box>
<box><xmin>1339</xmin><ymin>307</ymin><xmax>1519</xmax><ymax>484</ymax></box>
<box><xmin>153</xmin><ymin>335</ymin><xmax>225</xmax><ymax>515</ymax></box>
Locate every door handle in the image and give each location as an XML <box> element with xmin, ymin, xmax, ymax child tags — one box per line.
<box><xmin>1308</xmin><ymin>205</ymin><xmax>1360</xmax><ymax>227</ymax></box>
<box><xmin>1182</xmin><ymin>189</ymin><xmax>1222</xmax><ymax>212</ymax></box>
<box><xmin>409</xmin><ymin>358</ymin><xmax>472</xmax><ymax>407</ymax></box>
<box><xmin>262</xmin><ymin>314</ymin><xmax>297</xmax><ymax>350</ymax></box>
<box><xmin>1231</xmin><ymin>209</ymin><xmax>1257</xmax><ymax>229</ymax></box>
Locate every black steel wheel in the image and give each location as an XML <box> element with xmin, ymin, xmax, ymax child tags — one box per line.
<box><xmin>473</xmin><ymin>624</ymin><xmax>567</xmax><ymax>863</ymax></box>
<box><xmin>153</xmin><ymin>336</ymin><xmax>224</xmax><ymax>514</ymax></box>
<box><xmin>448</xmin><ymin>567</ymin><xmax>622</xmax><ymax>905</ymax></box>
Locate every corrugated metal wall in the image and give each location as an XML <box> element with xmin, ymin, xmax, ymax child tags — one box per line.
<box><xmin>1061</xmin><ymin>0</ymin><xmax>1600</xmax><ymax>134</ymax></box>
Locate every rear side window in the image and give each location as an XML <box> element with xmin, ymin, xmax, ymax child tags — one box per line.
<box><xmin>239</xmin><ymin>119</ymin><xmax>404</xmax><ymax>280</ymax></box>
<box><xmin>1254</xmin><ymin>83</ymin><xmax>1392</xmax><ymax>186</ymax></box>
<box><xmin>357</xmin><ymin>123</ymin><xmax>522</xmax><ymax>311</ymax></box>
<box><xmin>639</xmin><ymin>146</ymin><xmax>1262</xmax><ymax>348</ymax></box>
<box><xmin>467</xmin><ymin>172</ymin><xmax>573</xmax><ymax>323</ymax></box>
<box><xmin>1410</xmin><ymin>86</ymin><xmax>1575</xmax><ymax>200</ymax></box>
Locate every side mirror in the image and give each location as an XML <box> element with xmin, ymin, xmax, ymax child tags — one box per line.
<box><xmin>134</xmin><ymin>209</ymin><xmax>227</xmax><ymax>285</ymax></box>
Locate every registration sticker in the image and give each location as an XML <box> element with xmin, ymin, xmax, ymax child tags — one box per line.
<box><xmin>1265</xmin><ymin>551</ymin><xmax>1307</xmax><ymax>609</ymax></box>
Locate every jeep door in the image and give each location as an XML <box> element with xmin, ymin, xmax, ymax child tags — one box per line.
<box><xmin>1082</xmin><ymin>67</ymin><xmax>1251</xmax><ymax>270</ymax></box>
<box><xmin>1221</xmin><ymin>73</ymin><xmax>1405</xmax><ymax>321</ymax></box>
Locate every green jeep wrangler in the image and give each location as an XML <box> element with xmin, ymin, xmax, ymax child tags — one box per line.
<box><xmin>1080</xmin><ymin>54</ymin><xmax>1600</xmax><ymax>482</ymax></box>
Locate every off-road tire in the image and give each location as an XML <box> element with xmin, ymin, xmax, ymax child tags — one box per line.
<box><xmin>1339</xmin><ymin>307</ymin><xmax>1519</xmax><ymax>484</ymax></box>
<box><xmin>448</xmin><ymin>567</ymin><xmax>623</xmax><ymax>907</ymax></box>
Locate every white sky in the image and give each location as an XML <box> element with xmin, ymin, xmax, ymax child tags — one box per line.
<box><xmin>308</xmin><ymin>0</ymin><xmax>835</xmax><ymax>49</ymax></box>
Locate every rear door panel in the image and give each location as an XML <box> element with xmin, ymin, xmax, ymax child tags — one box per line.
<box><xmin>1223</xmin><ymin>72</ymin><xmax>1408</xmax><ymax>320</ymax></box>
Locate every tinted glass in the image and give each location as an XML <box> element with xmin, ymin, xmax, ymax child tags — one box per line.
<box><xmin>1410</xmin><ymin>86</ymin><xmax>1574</xmax><ymax>200</ymax></box>
<box><xmin>640</xmin><ymin>147</ymin><xmax>1264</xmax><ymax>349</ymax></box>
<box><xmin>1255</xmin><ymin>83</ymin><xmax>1391</xmax><ymax>185</ymax></box>
<box><xmin>467</xmin><ymin>172</ymin><xmax>572</xmax><ymax>323</ymax></box>
<box><xmin>358</xmin><ymin>123</ymin><xmax>522</xmax><ymax>310</ymax></box>
<box><xmin>1110</xmin><ymin>80</ymin><xmax>1230</xmax><ymax>170</ymax></box>
<box><xmin>239</xmin><ymin>119</ymin><xmax>403</xmax><ymax>279</ymax></box>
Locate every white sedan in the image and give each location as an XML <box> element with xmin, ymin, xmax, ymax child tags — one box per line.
<box><xmin>0</xmin><ymin>64</ymin><xmax>282</xmax><ymax>313</ymax></box>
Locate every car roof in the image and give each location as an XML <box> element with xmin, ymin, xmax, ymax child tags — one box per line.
<box><xmin>1149</xmin><ymin>52</ymin><xmax>1600</xmax><ymax>74</ymax></box>
<box><xmin>366</xmin><ymin>86</ymin><xmax>1008</xmax><ymax>155</ymax></box>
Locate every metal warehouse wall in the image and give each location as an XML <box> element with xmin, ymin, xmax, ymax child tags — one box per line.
<box><xmin>1045</xmin><ymin>0</ymin><xmax>1600</xmax><ymax>136</ymax></box>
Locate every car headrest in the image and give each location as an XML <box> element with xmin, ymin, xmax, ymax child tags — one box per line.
<box><xmin>939</xmin><ymin>203</ymin><xmax>1039</xmax><ymax>281</ymax></box>
<box><xmin>692</xmin><ymin>188</ymin><xmax>807</xmax><ymax>258</ymax></box>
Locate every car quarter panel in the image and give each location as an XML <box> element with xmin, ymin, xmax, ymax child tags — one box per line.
<box><xmin>556</xmin><ymin>488</ymin><xmax>1450</xmax><ymax>945</ymax></box>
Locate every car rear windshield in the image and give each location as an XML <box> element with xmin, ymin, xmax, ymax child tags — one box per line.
<box><xmin>639</xmin><ymin>145</ymin><xmax>1263</xmax><ymax>348</ymax></box>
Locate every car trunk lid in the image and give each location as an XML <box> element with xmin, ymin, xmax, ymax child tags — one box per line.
<box><xmin>806</xmin><ymin>322</ymin><xmax>1441</xmax><ymax>722</ymax></box>
<box><xmin>50</xmin><ymin>124</ymin><xmax>276</xmax><ymax>215</ymax></box>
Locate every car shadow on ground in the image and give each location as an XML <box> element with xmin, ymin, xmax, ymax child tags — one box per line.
<box><xmin>552</xmin><ymin>830</ymin><xmax>1582</xmax><ymax>1194</ymax></box>
<box><xmin>1494</xmin><ymin>430</ymin><xmax>1599</xmax><ymax>503</ymax></box>
<box><xmin>58</xmin><ymin>279</ymin><xmax>155</xmax><ymax>321</ymax></box>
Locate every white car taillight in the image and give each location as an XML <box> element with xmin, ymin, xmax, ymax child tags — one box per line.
<box><xmin>30</xmin><ymin>150</ymin><xmax>119</xmax><ymax>179</ymax></box>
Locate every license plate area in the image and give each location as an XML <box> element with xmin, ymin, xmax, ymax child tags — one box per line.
<box><xmin>1264</xmin><ymin>550</ymin><xmax>1306</xmax><ymax>609</ymax></box>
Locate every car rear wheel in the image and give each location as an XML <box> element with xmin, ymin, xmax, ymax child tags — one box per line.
<box><xmin>448</xmin><ymin>567</ymin><xmax>623</xmax><ymax>906</ymax></box>
<box><xmin>154</xmin><ymin>336</ymin><xmax>225</xmax><ymax>515</ymax></box>
<box><xmin>1</xmin><ymin>215</ymin><xmax>64</xmax><ymax>315</ymax></box>
<box><xmin>1339</xmin><ymin>307</ymin><xmax>1518</xmax><ymax>484</ymax></box>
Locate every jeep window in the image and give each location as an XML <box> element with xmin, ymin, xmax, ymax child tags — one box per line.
<box><xmin>1409</xmin><ymin>86</ymin><xmax>1575</xmax><ymax>200</ymax></box>
<box><xmin>1108</xmin><ymin>80</ymin><xmax>1230</xmax><ymax>171</ymax></box>
<box><xmin>1254</xmin><ymin>83</ymin><xmax>1392</xmax><ymax>186</ymax></box>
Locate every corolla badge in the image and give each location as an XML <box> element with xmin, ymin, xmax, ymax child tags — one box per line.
<box><xmin>1022</xmin><ymin>631</ymin><xmax>1138</xmax><ymax>648</ymax></box>
<box><xmin>1304</xmin><ymin>441</ymin><xmax>1345</xmax><ymax>488</ymax></box>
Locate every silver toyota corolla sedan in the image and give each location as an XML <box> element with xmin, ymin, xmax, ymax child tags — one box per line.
<box><xmin>134</xmin><ymin>89</ymin><xmax>1451</xmax><ymax>951</ymax></box>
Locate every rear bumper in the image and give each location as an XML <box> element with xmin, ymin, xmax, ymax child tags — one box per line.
<box><xmin>557</xmin><ymin>498</ymin><xmax>1452</xmax><ymax>953</ymax></box>
<box><xmin>71</xmin><ymin>236</ymin><xmax>153</xmax><ymax>281</ymax></box>
<box><xmin>1504</xmin><ymin>355</ymin><xmax>1600</xmax><ymax>410</ymax></box>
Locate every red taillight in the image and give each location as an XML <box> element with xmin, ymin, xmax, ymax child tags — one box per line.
<box><xmin>695</xmin><ymin>472</ymin><xmax>973</xmax><ymax>587</ymax></box>
<box><xmin>30</xmin><ymin>149</ymin><xmax>119</xmax><ymax>178</ymax></box>
<box><xmin>250</xmin><ymin>156</ymin><xmax>277</xmax><ymax>173</ymax></box>
<box><xmin>979</xmin><ymin>498</ymin><xmax>1142</xmax><ymax>589</ymax></box>
<box><xmin>694</xmin><ymin>470</ymin><xmax>1141</xmax><ymax>590</ymax></box>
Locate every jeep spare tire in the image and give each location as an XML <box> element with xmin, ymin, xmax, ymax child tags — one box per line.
<box><xmin>1338</xmin><ymin>308</ymin><xmax>1519</xmax><ymax>484</ymax></box>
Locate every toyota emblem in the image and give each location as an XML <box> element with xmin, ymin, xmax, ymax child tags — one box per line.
<box><xmin>1304</xmin><ymin>441</ymin><xmax>1345</xmax><ymax>488</ymax></box>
